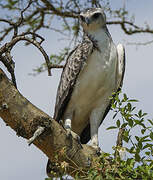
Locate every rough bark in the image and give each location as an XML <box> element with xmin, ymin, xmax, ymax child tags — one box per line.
<box><xmin>0</xmin><ymin>68</ymin><xmax>98</xmax><ymax>177</ymax></box>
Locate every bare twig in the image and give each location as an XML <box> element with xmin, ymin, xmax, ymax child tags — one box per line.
<box><xmin>127</xmin><ymin>39</ymin><xmax>153</xmax><ymax>46</ymax></box>
<box><xmin>20</xmin><ymin>0</ymin><xmax>33</xmax><ymax>21</ymax></box>
<box><xmin>116</xmin><ymin>128</ymin><xmax>125</xmax><ymax>147</ymax></box>
<box><xmin>107</xmin><ymin>20</ymin><xmax>153</xmax><ymax>35</ymax></box>
<box><xmin>12</xmin><ymin>0</ymin><xmax>33</xmax><ymax>37</ymax></box>
<box><xmin>0</xmin><ymin>0</ymin><xmax>33</xmax><ymax>39</ymax></box>
<box><xmin>23</xmin><ymin>32</ymin><xmax>45</xmax><ymax>44</ymax></box>
<box><xmin>0</xmin><ymin>27</ymin><xmax>12</xmax><ymax>42</ymax></box>
<box><xmin>49</xmin><ymin>64</ymin><xmax>64</xmax><ymax>69</ymax></box>
<box><xmin>115</xmin><ymin>128</ymin><xmax>125</xmax><ymax>159</ymax></box>
<box><xmin>40</xmin><ymin>0</ymin><xmax>79</xmax><ymax>18</ymax></box>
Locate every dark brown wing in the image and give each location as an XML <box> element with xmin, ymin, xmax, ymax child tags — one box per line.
<box><xmin>54</xmin><ymin>35</ymin><xmax>93</xmax><ymax>121</ymax></box>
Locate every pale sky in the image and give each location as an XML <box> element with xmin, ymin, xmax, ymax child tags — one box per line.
<box><xmin>0</xmin><ymin>1</ymin><xmax>153</xmax><ymax>180</ymax></box>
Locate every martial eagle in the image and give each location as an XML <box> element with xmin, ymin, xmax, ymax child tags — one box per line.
<box><xmin>47</xmin><ymin>7</ymin><xmax>125</xmax><ymax>175</ymax></box>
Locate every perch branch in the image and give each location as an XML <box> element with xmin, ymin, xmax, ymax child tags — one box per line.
<box><xmin>0</xmin><ymin>68</ymin><xmax>98</xmax><ymax>177</ymax></box>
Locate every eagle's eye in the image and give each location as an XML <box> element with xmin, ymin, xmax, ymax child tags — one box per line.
<box><xmin>92</xmin><ymin>12</ymin><xmax>101</xmax><ymax>19</ymax></box>
<box><xmin>80</xmin><ymin>15</ymin><xmax>85</xmax><ymax>22</ymax></box>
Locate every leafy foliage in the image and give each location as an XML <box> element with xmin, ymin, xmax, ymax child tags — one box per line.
<box><xmin>46</xmin><ymin>92</ymin><xmax>153</xmax><ymax>179</ymax></box>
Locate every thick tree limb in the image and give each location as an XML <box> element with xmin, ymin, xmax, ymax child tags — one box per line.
<box><xmin>0</xmin><ymin>68</ymin><xmax>98</xmax><ymax>177</ymax></box>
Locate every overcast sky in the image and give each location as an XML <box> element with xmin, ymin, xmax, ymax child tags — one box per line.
<box><xmin>0</xmin><ymin>1</ymin><xmax>153</xmax><ymax>180</ymax></box>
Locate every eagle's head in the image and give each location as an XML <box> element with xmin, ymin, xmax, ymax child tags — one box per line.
<box><xmin>80</xmin><ymin>8</ymin><xmax>106</xmax><ymax>32</ymax></box>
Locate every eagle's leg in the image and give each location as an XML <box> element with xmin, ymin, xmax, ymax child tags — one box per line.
<box><xmin>90</xmin><ymin>108</ymin><xmax>103</xmax><ymax>152</ymax></box>
<box><xmin>64</xmin><ymin>119</ymin><xmax>81</xmax><ymax>146</ymax></box>
<box><xmin>59</xmin><ymin>118</ymin><xmax>73</xmax><ymax>137</ymax></box>
<box><xmin>64</xmin><ymin>119</ymin><xmax>72</xmax><ymax>137</ymax></box>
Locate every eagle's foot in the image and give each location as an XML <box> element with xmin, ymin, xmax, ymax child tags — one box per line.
<box><xmin>64</xmin><ymin>118</ymin><xmax>73</xmax><ymax>139</ymax></box>
<box><xmin>59</xmin><ymin>119</ymin><xmax>65</xmax><ymax>128</ymax></box>
<box><xmin>66</xmin><ymin>130</ymin><xmax>82</xmax><ymax>148</ymax></box>
<box><xmin>64</xmin><ymin>119</ymin><xmax>82</xmax><ymax>147</ymax></box>
<box><xmin>91</xmin><ymin>145</ymin><xmax>102</xmax><ymax>156</ymax></box>
<box><xmin>96</xmin><ymin>147</ymin><xmax>102</xmax><ymax>156</ymax></box>
<box><xmin>90</xmin><ymin>136</ymin><xmax>102</xmax><ymax>156</ymax></box>
<box><xmin>66</xmin><ymin>128</ymin><xmax>80</xmax><ymax>141</ymax></box>
<box><xmin>90</xmin><ymin>144</ymin><xmax>102</xmax><ymax>156</ymax></box>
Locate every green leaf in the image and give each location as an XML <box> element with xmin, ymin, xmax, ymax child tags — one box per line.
<box><xmin>127</xmin><ymin>103</ymin><xmax>132</xmax><ymax>111</ymax></box>
<box><xmin>145</xmin><ymin>151</ymin><xmax>150</xmax><ymax>156</ymax></box>
<box><xmin>138</xmin><ymin>142</ymin><xmax>142</xmax><ymax>150</ymax></box>
<box><xmin>128</xmin><ymin>119</ymin><xmax>134</xmax><ymax>127</ymax></box>
<box><xmin>135</xmin><ymin>153</ymin><xmax>141</xmax><ymax>162</ymax></box>
<box><xmin>106</xmin><ymin>126</ymin><xmax>117</xmax><ymax>130</ymax></box>
<box><xmin>134</xmin><ymin>119</ymin><xmax>141</xmax><ymax>125</ymax></box>
<box><xmin>141</xmin><ymin>135</ymin><xmax>149</xmax><ymax>142</ymax></box>
<box><xmin>135</xmin><ymin>136</ymin><xmax>139</xmax><ymax>142</ymax></box>
<box><xmin>142</xmin><ymin>112</ymin><xmax>147</xmax><ymax>117</ymax></box>
<box><xmin>143</xmin><ymin>143</ymin><xmax>153</xmax><ymax>149</ymax></box>
<box><xmin>141</xmin><ymin>139</ymin><xmax>151</xmax><ymax>142</ymax></box>
<box><xmin>113</xmin><ymin>112</ymin><xmax>118</xmax><ymax>119</ymax></box>
<box><xmin>116</xmin><ymin>119</ymin><xmax>120</xmax><ymax>128</ymax></box>
<box><xmin>131</xmin><ymin>107</ymin><xmax>136</xmax><ymax>111</ymax></box>
<box><xmin>123</xmin><ymin>135</ymin><xmax>129</xmax><ymax>143</ymax></box>
<box><xmin>126</xmin><ymin>158</ymin><xmax>134</xmax><ymax>166</ymax></box>
<box><xmin>141</xmin><ymin>129</ymin><xmax>146</xmax><ymax>134</ymax></box>
<box><xmin>115</xmin><ymin>94</ymin><xmax>120</xmax><ymax>103</ymax></box>
<box><xmin>121</xmin><ymin>122</ymin><xmax>128</xmax><ymax>128</ymax></box>
<box><xmin>148</xmin><ymin>119</ymin><xmax>153</xmax><ymax>126</ymax></box>
<box><xmin>128</xmin><ymin>146</ymin><xmax>135</xmax><ymax>153</ymax></box>
<box><xmin>128</xmin><ymin>99</ymin><xmax>138</xmax><ymax>102</ymax></box>
<box><xmin>138</xmin><ymin>110</ymin><xmax>142</xmax><ymax>118</ymax></box>
<box><xmin>150</xmin><ymin>132</ymin><xmax>153</xmax><ymax>140</ymax></box>
<box><xmin>123</xmin><ymin>93</ymin><xmax>128</xmax><ymax>101</ymax></box>
<box><xmin>111</xmin><ymin>103</ymin><xmax>116</xmax><ymax>109</ymax></box>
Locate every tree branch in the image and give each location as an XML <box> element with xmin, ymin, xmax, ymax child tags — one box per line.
<box><xmin>0</xmin><ymin>33</ymin><xmax>51</xmax><ymax>77</ymax></box>
<box><xmin>107</xmin><ymin>20</ymin><xmax>153</xmax><ymax>35</ymax></box>
<box><xmin>115</xmin><ymin>128</ymin><xmax>125</xmax><ymax>160</ymax></box>
<box><xmin>1</xmin><ymin>0</ymin><xmax>153</xmax><ymax>45</ymax></box>
<box><xmin>40</xmin><ymin>0</ymin><xmax>79</xmax><ymax>18</ymax></box>
<box><xmin>0</xmin><ymin>68</ymin><xmax>98</xmax><ymax>177</ymax></box>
